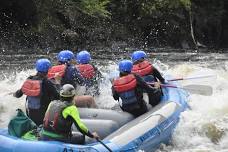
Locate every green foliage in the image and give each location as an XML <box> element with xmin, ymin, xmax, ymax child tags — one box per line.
<box><xmin>140</xmin><ymin>0</ymin><xmax>192</xmax><ymax>15</ymax></box>
<box><xmin>76</xmin><ymin>0</ymin><xmax>111</xmax><ymax>18</ymax></box>
<box><xmin>180</xmin><ymin>0</ymin><xmax>191</xmax><ymax>10</ymax></box>
<box><xmin>33</xmin><ymin>0</ymin><xmax>111</xmax><ymax>34</ymax></box>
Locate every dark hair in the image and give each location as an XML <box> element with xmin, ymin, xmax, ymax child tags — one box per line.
<box><xmin>36</xmin><ymin>72</ymin><xmax>48</xmax><ymax>77</ymax></box>
<box><xmin>120</xmin><ymin>71</ymin><xmax>130</xmax><ymax>77</ymax></box>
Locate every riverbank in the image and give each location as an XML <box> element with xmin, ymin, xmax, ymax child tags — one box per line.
<box><xmin>1</xmin><ymin>0</ymin><xmax>228</xmax><ymax>52</ymax></box>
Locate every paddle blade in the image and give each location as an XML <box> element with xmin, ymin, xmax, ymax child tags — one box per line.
<box><xmin>183</xmin><ymin>84</ymin><xmax>213</xmax><ymax>96</ymax></box>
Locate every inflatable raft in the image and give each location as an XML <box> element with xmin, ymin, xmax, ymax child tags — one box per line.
<box><xmin>0</xmin><ymin>78</ymin><xmax>189</xmax><ymax>152</ymax></box>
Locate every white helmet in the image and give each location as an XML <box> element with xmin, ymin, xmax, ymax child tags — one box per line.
<box><xmin>60</xmin><ymin>84</ymin><xmax>76</xmax><ymax>97</ymax></box>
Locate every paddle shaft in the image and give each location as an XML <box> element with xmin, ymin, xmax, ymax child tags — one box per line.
<box><xmin>148</xmin><ymin>83</ymin><xmax>213</xmax><ymax>96</ymax></box>
<box><xmin>96</xmin><ymin>138</ymin><xmax>113</xmax><ymax>152</ymax></box>
<box><xmin>167</xmin><ymin>75</ymin><xmax>215</xmax><ymax>82</ymax></box>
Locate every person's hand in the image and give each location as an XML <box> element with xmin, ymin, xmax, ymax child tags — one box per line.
<box><xmin>154</xmin><ymin>82</ymin><xmax>161</xmax><ymax>88</ymax></box>
<box><xmin>92</xmin><ymin>132</ymin><xmax>100</xmax><ymax>140</ymax></box>
<box><xmin>163</xmin><ymin>79</ymin><xmax>169</xmax><ymax>84</ymax></box>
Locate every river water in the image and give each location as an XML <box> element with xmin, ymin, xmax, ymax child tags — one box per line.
<box><xmin>1</xmin><ymin>48</ymin><xmax>228</xmax><ymax>152</ymax></box>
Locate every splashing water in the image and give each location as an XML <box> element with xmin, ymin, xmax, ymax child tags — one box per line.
<box><xmin>0</xmin><ymin>52</ymin><xmax>228</xmax><ymax>152</ymax></box>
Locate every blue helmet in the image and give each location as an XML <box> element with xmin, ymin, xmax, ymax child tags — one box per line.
<box><xmin>131</xmin><ymin>50</ymin><xmax>147</xmax><ymax>62</ymax></box>
<box><xmin>118</xmin><ymin>60</ymin><xmax>133</xmax><ymax>73</ymax></box>
<box><xmin>76</xmin><ymin>50</ymin><xmax>91</xmax><ymax>64</ymax></box>
<box><xmin>35</xmin><ymin>58</ymin><xmax>51</xmax><ymax>72</ymax></box>
<box><xmin>57</xmin><ymin>50</ymin><xmax>74</xmax><ymax>63</ymax></box>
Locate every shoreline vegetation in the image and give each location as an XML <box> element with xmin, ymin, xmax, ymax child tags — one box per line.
<box><xmin>1</xmin><ymin>0</ymin><xmax>228</xmax><ymax>52</ymax></box>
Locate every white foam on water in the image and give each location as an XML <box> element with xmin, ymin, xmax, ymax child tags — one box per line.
<box><xmin>156</xmin><ymin>64</ymin><xmax>228</xmax><ymax>152</ymax></box>
<box><xmin>0</xmin><ymin>60</ymin><xmax>228</xmax><ymax>152</ymax></box>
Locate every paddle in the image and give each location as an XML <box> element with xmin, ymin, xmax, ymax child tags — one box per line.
<box><xmin>96</xmin><ymin>138</ymin><xmax>113</xmax><ymax>152</ymax></box>
<box><xmin>161</xmin><ymin>84</ymin><xmax>213</xmax><ymax>96</ymax></box>
<box><xmin>167</xmin><ymin>74</ymin><xmax>216</xmax><ymax>82</ymax></box>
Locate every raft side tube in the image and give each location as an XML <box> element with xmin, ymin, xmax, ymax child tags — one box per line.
<box><xmin>78</xmin><ymin>108</ymin><xmax>134</xmax><ymax>126</ymax></box>
<box><xmin>72</xmin><ymin>119</ymin><xmax>120</xmax><ymax>141</ymax></box>
<box><xmin>105</xmin><ymin>101</ymin><xmax>181</xmax><ymax>147</ymax></box>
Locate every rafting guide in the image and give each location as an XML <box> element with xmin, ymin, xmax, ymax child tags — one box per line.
<box><xmin>40</xmin><ymin>84</ymin><xmax>99</xmax><ymax>144</ymax></box>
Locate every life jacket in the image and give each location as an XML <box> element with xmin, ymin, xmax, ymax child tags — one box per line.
<box><xmin>21</xmin><ymin>79</ymin><xmax>42</xmax><ymax>109</ymax></box>
<box><xmin>113</xmin><ymin>74</ymin><xmax>138</xmax><ymax>108</ymax></box>
<box><xmin>76</xmin><ymin>64</ymin><xmax>95</xmax><ymax>79</ymax></box>
<box><xmin>132</xmin><ymin>60</ymin><xmax>155</xmax><ymax>82</ymax></box>
<box><xmin>43</xmin><ymin>101</ymin><xmax>72</xmax><ymax>136</ymax></box>
<box><xmin>47</xmin><ymin>65</ymin><xmax>66</xmax><ymax>79</ymax></box>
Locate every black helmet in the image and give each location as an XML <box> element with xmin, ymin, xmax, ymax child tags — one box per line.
<box><xmin>60</xmin><ymin>84</ymin><xmax>76</xmax><ymax>97</ymax></box>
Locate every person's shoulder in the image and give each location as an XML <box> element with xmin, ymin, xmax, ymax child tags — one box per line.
<box><xmin>44</xmin><ymin>78</ymin><xmax>56</xmax><ymax>86</ymax></box>
<box><xmin>65</xmin><ymin>104</ymin><xmax>77</xmax><ymax>110</ymax></box>
<box><xmin>64</xmin><ymin>105</ymin><xmax>77</xmax><ymax>114</ymax></box>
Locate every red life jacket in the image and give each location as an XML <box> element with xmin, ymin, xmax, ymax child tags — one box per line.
<box><xmin>113</xmin><ymin>74</ymin><xmax>137</xmax><ymax>93</ymax></box>
<box><xmin>132</xmin><ymin>60</ymin><xmax>153</xmax><ymax>77</ymax></box>
<box><xmin>76</xmin><ymin>64</ymin><xmax>95</xmax><ymax>79</ymax></box>
<box><xmin>47</xmin><ymin>65</ymin><xmax>66</xmax><ymax>79</ymax></box>
<box><xmin>21</xmin><ymin>79</ymin><xmax>41</xmax><ymax>96</ymax></box>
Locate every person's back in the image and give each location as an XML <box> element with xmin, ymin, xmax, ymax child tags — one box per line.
<box><xmin>131</xmin><ymin>50</ymin><xmax>165</xmax><ymax>83</ymax></box>
<box><xmin>62</xmin><ymin>64</ymin><xmax>84</xmax><ymax>87</ymax></box>
<box><xmin>76</xmin><ymin>50</ymin><xmax>102</xmax><ymax>96</ymax></box>
<box><xmin>48</xmin><ymin>50</ymin><xmax>84</xmax><ymax>89</ymax></box>
<box><xmin>41</xmin><ymin>84</ymin><xmax>99</xmax><ymax>144</ymax></box>
<box><xmin>13</xmin><ymin>59</ymin><xmax>59</xmax><ymax>126</ymax></box>
<box><xmin>112</xmin><ymin>60</ymin><xmax>151</xmax><ymax>117</ymax></box>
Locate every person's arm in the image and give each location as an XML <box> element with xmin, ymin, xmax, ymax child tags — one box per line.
<box><xmin>112</xmin><ymin>86</ymin><xmax>119</xmax><ymax>100</ymax></box>
<box><xmin>13</xmin><ymin>76</ymin><xmax>33</xmax><ymax>98</ymax></box>
<box><xmin>134</xmin><ymin>74</ymin><xmax>157</xmax><ymax>93</ymax></box>
<box><xmin>45</xmin><ymin>79</ymin><xmax>60</xmax><ymax>100</ymax></box>
<box><xmin>152</xmin><ymin>67</ymin><xmax>165</xmax><ymax>83</ymax></box>
<box><xmin>13</xmin><ymin>89</ymin><xmax>23</xmax><ymax>98</ymax></box>
<box><xmin>62</xmin><ymin>105</ymin><xmax>94</xmax><ymax>138</ymax></box>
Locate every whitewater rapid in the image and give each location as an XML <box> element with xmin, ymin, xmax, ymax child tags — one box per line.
<box><xmin>1</xmin><ymin>56</ymin><xmax>228</xmax><ymax>152</ymax></box>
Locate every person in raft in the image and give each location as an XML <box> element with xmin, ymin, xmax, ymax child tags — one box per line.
<box><xmin>131</xmin><ymin>50</ymin><xmax>164</xmax><ymax>107</ymax></box>
<box><xmin>48</xmin><ymin>50</ymin><xmax>84</xmax><ymax>89</ymax></box>
<box><xmin>48</xmin><ymin>50</ymin><xmax>97</xmax><ymax>108</ymax></box>
<box><xmin>112</xmin><ymin>60</ymin><xmax>161</xmax><ymax>117</ymax></box>
<box><xmin>76</xmin><ymin>50</ymin><xmax>102</xmax><ymax>96</ymax></box>
<box><xmin>40</xmin><ymin>84</ymin><xmax>99</xmax><ymax>144</ymax></box>
<box><xmin>13</xmin><ymin>58</ymin><xmax>59</xmax><ymax>126</ymax></box>
<box><xmin>131</xmin><ymin>50</ymin><xmax>165</xmax><ymax>83</ymax></box>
